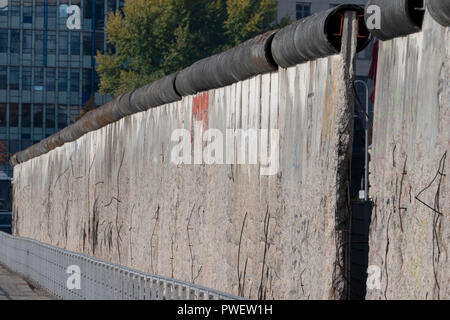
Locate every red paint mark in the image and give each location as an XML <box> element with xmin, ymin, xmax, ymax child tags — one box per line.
<box><xmin>191</xmin><ymin>92</ymin><xmax>209</xmax><ymax>152</ymax></box>
<box><xmin>192</xmin><ymin>92</ymin><xmax>209</xmax><ymax>129</ymax></box>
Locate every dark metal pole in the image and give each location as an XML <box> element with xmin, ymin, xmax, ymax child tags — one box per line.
<box><xmin>355</xmin><ymin>80</ymin><xmax>369</xmax><ymax>201</ymax></box>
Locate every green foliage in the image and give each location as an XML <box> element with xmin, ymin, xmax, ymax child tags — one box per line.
<box><xmin>96</xmin><ymin>0</ymin><xmax>280</xmax><ymax>97</ymax></box>
<box><xmin>225</xmin><ymin>0</ymin><xmax>278</xmax><ymax>46</ymax></box>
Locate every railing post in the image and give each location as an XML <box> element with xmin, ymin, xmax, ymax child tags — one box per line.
<box><xmin>165</xmin><ymin>282</ymin><xmax>172</xmax><ymax>300</ymax></box>
<box><xmin>173</xmin><ymin>284</ymin><xmax>180</xmax><ymax>300</ymax></box>
<box><xmin>138</xmin><ymin>276</ymin><xmax>145</xmax><ymax>300</ymax></box>
<box><xmin>189</xmin><ymin>287</ymin><xmax>196</xmax><ymax>300</ymax></box>
<box><xmin>180</xmin><ymin>285</ymin><xmax>187</xmax><ymax>300</ymax></box>
<box><xmin>158</xmin><ymin>280</ymin><xmax>164</xmax><ymax>300</ymax></box>
<box><xmin>144</xmin><ymin>277</ymin><xmax>151</xmax><ymax>300</ymax></box>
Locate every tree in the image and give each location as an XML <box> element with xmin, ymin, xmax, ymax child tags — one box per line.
<box><xmin>96</xmin><ymin>0</ymin><xmax>280</xmax><ymax>98</ymax></box>
<box><xmin>225</xmin><ymin>0</ymin><xmax>278</xmax><ymax>46</ymax></box>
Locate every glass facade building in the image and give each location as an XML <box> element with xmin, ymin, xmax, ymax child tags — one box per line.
<box><xmin>0</xmin><ymin>0</ymin><xmax>123</xmax><ymax>175</ymax></box>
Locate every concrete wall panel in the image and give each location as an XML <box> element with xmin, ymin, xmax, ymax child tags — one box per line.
<box><xmin>366</xmin><ymin>12</ymin><xmax>450</xmax><ymax>300</ymax></box>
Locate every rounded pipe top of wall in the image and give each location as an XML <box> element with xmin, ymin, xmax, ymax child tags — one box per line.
<box><xmin>364</xmin><ymin>0</ymin><xmax>425</xmax><ymax>41</ymax></box>
<box><xmin>10</xmin><ymin>5</ymin><xmax>373</xmax><ymax>166</ymax></box>
<box><xmin>427</xmin><ymin>0</ymin><xmax>450</xmax><ymax>27</ymax></box>
<box><xmin>174</xmin><ymin>30</ymin><xmax>278</xmax><ymax>97</ymax></box>
<box><xmin>271</xmin><ymin>4</ymin><xmax>371</xmax><ymax>68</ymax></box>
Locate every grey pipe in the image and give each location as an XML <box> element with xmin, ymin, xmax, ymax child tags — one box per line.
<box><xmin>271</xmin><ymin>4</ymin><xmax>371</xmax><ymax>68</ymax></box>
<box><xmin>364</xmin><ymin>0</ymin><xmax>424</xmax><ymax>41</ymax></box>
<box><xmin>175</xmin><ymin>30</ymin><xmax>278</xmax><ymax>96</ymax></box>
<box><xmin>427</xmin><ymin>0</ymin><xmax>450</xmax><ymax>27</ymax></box>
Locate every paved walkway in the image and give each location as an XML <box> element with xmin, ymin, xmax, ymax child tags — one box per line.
<box><xmin>0</xmin><ymin>264</ymin><xmax>54</xmax><ymax>300</ymax></box>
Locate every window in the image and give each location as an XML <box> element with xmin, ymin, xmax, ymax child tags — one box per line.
<box><xmin>10</xmin><ymin>67</ymin><xmax>19</xmax><ymax>90</ymax></box>
<box><xmin>59</xmin><ymin>32</ymin><xmax>69</xmax><ymax>55</ymax></box>
<box><xmin>23</xmin><ymin>30</ymin><xmax>33</xmax><ymax>54</ymax></box>
<box><xmin>0</xmin><ymin>6</ymin><xmax>8</xmax><ymax>17</ymax></box>
<box><xmin>22</xmin><ymin>67</ymin><xmax>32</xmax><ymax>90</ymax></box>
<box><xmin>71</xmin><ymin>33</ymin><xmax>81</xmax><ymax>55</ymax></box>
<box><xmin>35</xmin><ymin>31</ymin><xmax>44</xmax><ymax>56</ymax></box>
<box><xmin>10</xmin><ymin>104</ymin><xmax>19</xmax><ymax>127</ymax></box>
<box><xmin>0</xmin><ymin>66</ymin><xmax>6</xmax><ymax>90</ymax></box>
<box><xmin>58</xmin><ymin>69</ymin><xmax>68</xmax><ymax>92</ymax></box>
<box><xmin>34</xmin><ymin>105</ymin><xmax>43</xmax><ymax>128</ymax></box>
<box><xmin>296</xmin><ymin>2</ymin><xmax>311</xmax><ymax>20</ymax></box>
<box><xmin>36</xmin><ymin>0</ymin><xmax>45</xmax><ymax>17</ymax></box>
<box><xmin>47</xmin><ymin>31</ymin><xmax>57</xmax><ymax>54</ymax></box>
<box><xmin>83</xmin><ymin>33</ymin><xmax>92</xmax><ymax>55</ymax></box>
<box><xmin>34</xmin><ymin>68</ymin><xmax>44</xmax><ymax>91</ymax></box>
<box><xmin>0</xmin><ymin>30</ymin><xmax>7</xmax><ymax>53</ymax></box>
<box><xmin>82</xmin><ymin>68</ymin><xmax>92</xmax><ymax>99</ymax></box>
<box><xmin>0</xmin><ymin>104</ymin><xmax>6</xmax><ymax>127</ymax></box>
<box><xmin>58</xmin><ymin>105</ymin><xmax>67</xmax><ymax>129</ymax></box>
<box><xmin>11</xmin><ymin>1</ymin><xmax>20</xmax><ymax>17</ymax></box>
<box><xmin>95</xmin><ymin>32</ymin><xmax>104</xmax><ymax>54</ymax></box>
<box><xmin>70</xmin><ymin>70</ymin><xmax>80</xmax><ymax>93</ymax></box>
<box><xmin>84</xmin><ymin>0</ymin><xmax>93</xmax><ymax>19</ymax></box>
<box><xmin>48</xmin><ymin>0</ymin><xmax>57</xmax><ymax>29</ymax></box>
<box><xmin>23</xmin><ymin>1</ymin><xmax>33</xmax><ymax>24</ymax></box>
<box><xmin>10</xmin><ymin>30</ymin><xmax>20</xmax><ymax>54</ymax></box>
<box><xmin>46</xmin><ymin>105</ymin><xmax>55</xmax><ymax>129</ymax></box>
<box><xmin>22</xmin><ymin>104</ymin><xmax>31</xmax><ymax>128</ymax></box>
<box><xmin>46</xmin><ymin>68</ymin><xmax>56</xmax><ymax>91</ymax></box>
<box><xmin>0</xmin><ymin>179</ymin><xmax>11</xmax><ymax>209</ymax></box>
<box><xmin>48</xmin><ymin>1</ymin><xmax>57</xmax><ymax>18</ymax></box>
<box><xmin>95</xmin><ymin>1</ymin><xmax>105</xmax><ymax>29</ymax></box>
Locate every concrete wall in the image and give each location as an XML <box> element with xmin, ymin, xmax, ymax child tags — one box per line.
<box><xmin>11</xmin><ymin>17</ymin><xmax>358</xmax><ymax>299</ymax></box>
<box><xmin>366</xmin><ymin>12</ymin><xmax>449</xmax><ymax>299</ymax></box>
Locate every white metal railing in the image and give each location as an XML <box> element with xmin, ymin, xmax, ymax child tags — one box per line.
<box><xmin>0</xmin><ymin>232</ymin><xmax>243</xmax><ymax>300</ymax></box>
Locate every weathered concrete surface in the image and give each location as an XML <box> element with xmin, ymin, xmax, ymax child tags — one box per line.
<box><xmin>366</xmin><ymin>12</ymin><xmax>450</xmax><ymax>300</ymax></box>
<box><xmin>0</xmin><ymin>263</ymin><xmax>53</xmax><ymax>300</ymax></box>
<box><xmin>12</xmin><ymin>15</ymin><xmax>358</xmax><ymax>300</ymax></box>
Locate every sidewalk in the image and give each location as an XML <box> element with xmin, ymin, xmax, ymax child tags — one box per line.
<box><xmin>0</xmin><ymin>264</ymin><xmax>54</xmax><ymax>300</ymax></box>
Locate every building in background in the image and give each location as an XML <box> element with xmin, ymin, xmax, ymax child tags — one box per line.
<box><xmin>0</xmin><ymin>0</ymin><xmax>123</xmax><ymax>176</ymax></box>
